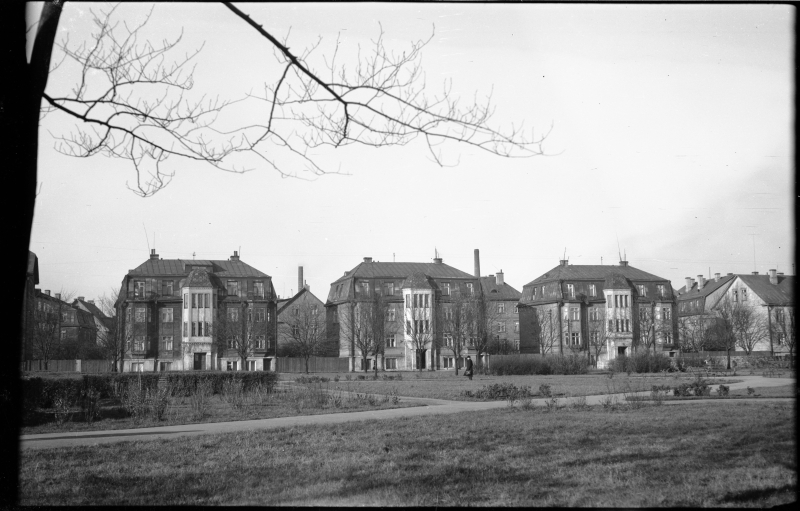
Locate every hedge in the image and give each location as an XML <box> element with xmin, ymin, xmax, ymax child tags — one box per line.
<box><xmin>22</xmin><ymin>371</ymin><xmax>279</xmax><ymax>410</ymax></box>
<box><xmin>607</xmin><ymin>352</ymin><xmax>673</xmax><ymax>374</ymax></box>
<box><xmin>488</xmin><ymin>355</ymin><xmax>589</xmax><ymax>376</ymax></box>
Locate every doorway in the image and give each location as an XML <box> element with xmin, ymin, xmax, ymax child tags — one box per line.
<box><xmin>617</xmin><ymin>346</ymin><xmax>627</xmax><ymax>356</ymax></box>
<box><xmin>193</xmin><ymin>353</ymin><xmax>206</xmax><ymax>370</ymax></box>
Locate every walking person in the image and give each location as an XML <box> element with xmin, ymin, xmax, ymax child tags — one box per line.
<box><xmin>464</xmin><ymin>355</ymin><xmax>473</xmax><ymax>381</ymax></box>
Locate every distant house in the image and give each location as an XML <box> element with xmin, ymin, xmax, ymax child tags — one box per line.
<box><xmin>114</xmin><ymin>249</ymin><xmax>278</xmax><ymax>372</ymax></box>
<box><xmin>479</xmin><ymin>272</ymin><xmax>522</xmax><ymax>355</ymax></box>
<box><xmin>518</xmin><ymin>259</ymin><xmax>677</xmax><ymax>368</ymax></box>
<box><xmin>276</xmin><ymin>285</ymin><xmax>329</xmax><ymax>356</ymax></box>
<box><xmin>33</xmin><ymin>290</ymin><xmax>96</xmax><ymax>360</ymax></box>
<box><xmin>73</xmin><ymin>296</ymin><xmax>112</xmax><ymax>343</ymax></box>
<box><xmin>675</xmin><ymin>270</ymin><xmax>794</xmax><ymax>355</ymax></box>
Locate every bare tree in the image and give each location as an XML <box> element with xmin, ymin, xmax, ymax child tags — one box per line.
<box><xmin>732</xmin><ymin>301</ymin><xmax>769</xmax><ymax>355</ymax></box>
<box><xmin>474</xmin><ymin>292</ymin><xmax>502</xmax><ymax>368</ymax></box>
<box><xmin>404</xmin><ymin>292</ymin><xmax>435</xmax><ymax>372</ymax></box>
<box><xmin>770</xmin><ymin>307</ymin><xmax>795</xmax><ymax>360</ymax></box>
<box><xmin>280</xmin><ymin>299</ymin><xmax>329</xmax><ymax>373</ymax></box>
<box><xmin>532</xmin><ymin>306</ymin><xmax>560</xmax><ymax>356</ymax></box>
<box><xmin>711</xmin><ymin>296</ymin><xmax>739</xmax><ymax>370</ymax></box>
<box><xmin>677</xmin><ymin>313</ymin><xmax>714</xmax><ymax>353</ymax></box>
<box><xmin>635</xmin><ymin>303</ymin><xmax>657</xmax><ymax>355</ymax></box>
<box><xmin>32</xmin><ymin>302</ymin><xmax>60</xmax><ymax>367</ymax></box>
<box><xmin>213</xmin><ymin>302</ymin><xmax>269</xmax><ymax>370</ymax></box>
<box><xmin>586</xmin><ymin>307</ymin><xmax>612</xmax><ymax>368</ymax></box>
<box><xmin>440</xmin><ymin>289</ymin><xmax>476</xmax><ymax>375</ymax></box>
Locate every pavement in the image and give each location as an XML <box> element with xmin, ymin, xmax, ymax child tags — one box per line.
<box><xmin>20</xmin><ymin>374</ymin><xmax>794</xmax><ymax>451</ymax></box>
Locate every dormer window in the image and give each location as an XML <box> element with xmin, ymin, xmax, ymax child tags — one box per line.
<box><xmin>637</xmin><ymin>285</ymin><xmax>647</xmax><ymax>297</ymax></box>
<box><xmin>254</xmin><ymin>281</ymin><xmax>264</xmax><ymax>298</ymax></box>
<box><xmin>360</xmin><ymin>281</ymin><xmax>370</xmax><ymax>296</ymax></box>
<box><xmin>134</xmin><ymin>280</ymin><xmax>145</xmax><ymax>298</ymax></box>
<box><xmin>657</xmin><ymin>285</ymin><xmax>665</xmax><ymax>297</ymax></box>
<box><xmin>227</xmin><ymin>280</ymin><xmax>240</xmax><ymax>296</ymax></box>
<box><xmin>567</xmin><ymin>284</ymin><xmax>575</xmax><ymax>298</ymax></box>
<box><xmin>589</xmin><ymin>284</ymin><xmax>596</xmax><ymax>297</ymax></box>
<box><xmin>466</xmin><ymin>283</ymin><xmax>474</xmax><ymax>295</ymax></box>
<box><xmin>441</xmin><ymin>282</ymin><xmax>450</xmax><ymax>295</ymax></box>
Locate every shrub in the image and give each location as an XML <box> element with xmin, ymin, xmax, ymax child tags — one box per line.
<box><xmin>468</xmin><ymin>383</ymin><xmax>533</xmax><ymax>400</ymax></box>
<box><xmin>295</xmin><ymin>376</ymin><xmax>330</xmax><ymax>384</ymax></box>
<box><xmin>189</xmin><ymin>379</ymin><xmax>213</xmax><ymax>420</ymax></box>
<box><xmin>716</xmin><ymin>384</ymin><xmax>730</xmax><ymax>397</ymax></box>
<box><xmin>608</xmin><ymin>352</ymin><xmax>673</xmax><ymax>374</ymax></box>
<box><xmin>538</xmin><ymin>384</ymin><xmax>552</xmax><ymax>398</ymax></box>
<box><xmin>488</xmin><ymin>355</ymin><xmax>588</xmax><ymax>376</ymax></box>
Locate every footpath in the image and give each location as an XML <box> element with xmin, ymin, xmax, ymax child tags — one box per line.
<box><xmin>20</xmin><ymin>375</ymin><xmax>794</xmax><ymax>451</ymax></box>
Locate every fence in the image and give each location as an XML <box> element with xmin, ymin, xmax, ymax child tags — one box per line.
<box><xmin>22</xmin><ymin>359</ymin><xmax>117</xmax><ymax>373</ymax></box>
<box><xmin>276</xmin><ymin>356</ymin><xmax>349</xmax><ymax>373</ymax></box>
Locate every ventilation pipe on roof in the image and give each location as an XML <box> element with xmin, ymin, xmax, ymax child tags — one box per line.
<box><xmin>78</xmin><ymin>296</ymin><xmax>85</xmax><ymax>302</ymax></box>
<box><xmin>55</xmin><ymin>293</ymin><xmax>61</xmax><ymax>300</ymax></box>
<box><xmin>752</xmin><ymin>271</ymin><xmax>759</xmax><ymax>275</ymax></box>
<box><xmin>714</xmin><ymin>273</ymin><xmax>720</xmax><ymax>282</ymax></box>
<box><xmin>769</xmin><ymin>269</ymin><xmax>777</xmax><ymax>285</ymax></box>
<box><xmin>150</xmin><ymin>248</ymin><xmax>159</xmax><ymax>260</ymax></box>
<box><xmin>474</xmin><ymin>249</ymin><xmax>481</xmax><ymax>277</ymax></box>
<box><xmin>230</xmin><ymin>251</ymin><xmax>240</xmax><ymax>261</ymax></box>
<box><xmin>619</xmin><ymin>260</ymin><xmax>628</xmax><ymax>267</ymax></box>
<box><xmin>88</xmin><ymin>300</ymin><xmax>94</xmax><ymax>304</ymax></box>
<box><xmin>559</xmin><ymin>259</ymin><xmax>568</xmax><ymax>267</ymax></box>
<box><xmin>697</xmin><ymin>275</ymin><xmax>705</xmax><ymax>291</ymax></box>
<box><xmin>778</xmin><ymin>272</ymin><xmax>785</xmax><ymax>276</ymax></box>
<box><xmin>496</xmin><ymin>270</ymin><xmax>505</xmax><ymax>286</ymax></box>
<box><xmin>433</xmin><ymin>257</ymin><xmax>443</xmax><ymax>264</ymax></box>
<box><xmin>45</xmin><ymin>290</ymin><xmax>50</xmax><ymax>296</ymax></box>
<box><xmin>298</xmin><ymin>266</ymin><xmax>304</xmax><ymax>295</ymax></box>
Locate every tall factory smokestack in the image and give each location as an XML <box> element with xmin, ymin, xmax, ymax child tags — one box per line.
<box><xmin>474</xmin><ymin>249</ymin><xmax>481</xmax><ymax>278</ymax></box>
<box><xmin>298</xmin><ymin>266</ymin><xmax>304</xmax><ymax>295</ymax></box>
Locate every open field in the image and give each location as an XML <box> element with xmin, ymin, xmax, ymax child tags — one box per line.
<box><xmin>281</xmin><ymin>372</ymin><xmax>740</xmax><ymax>401</ymax></box>
<box><xmin>20</xmin><ymin>401</ymin><xmax>795</xmax><ymax>506</ymax></box>
<box><xmin>22</xmin><ymin>383</ymin><xmax>417</xmax><ymax>435</ymax></box>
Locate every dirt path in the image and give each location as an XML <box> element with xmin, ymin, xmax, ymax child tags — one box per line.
<box><xmin>20</xmin><ymin>375</ymin><xmax>793</xmax><ymax>451</ymax></box>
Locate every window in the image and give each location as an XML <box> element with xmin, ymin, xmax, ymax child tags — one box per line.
<box><xmin>625</xmin><ymin>319</ymin><xmax>630</xmax><ymax>332</ymax></box>
<box><xmin>184</xmin><ymin>294</ymin><xmax>188</xmax><ymax>309</ymax></box>
<box><xmin>442</xmin><ymin>282</ymin><xmax>450</xmax><ymax>295</ymax></box>
<box><xmin>360</xmin><ymin>281</ymin><xmax>370</xmax><ymax>296</ymax></box>
<box><xmin>228</xmin><ymin>308</ymin><xmax>239</xmax><ymax>321</ymax></box>
<box><xmin>385</xmin><ymin>358</ymin><xmax>397</xmax><ymax>370</ymax></box>
<box><xmin>134</xmin><ymin>280</ymin><xmax>145</xmax><ymax>298</ymax></box>
<box><xmin>256</xmin><ymin>336</ymin><xmax>266</xmax><ymax>349</ymax></box>
<box><xmin>159</xmin><ymin>362</ymin><xmax>172</xmax><ymax>372</ymax></box>
<box><xmin>662</xmin><ymin>307</ymin><xmax>671</xmax><ymax>320</ymax></box>
<box><xmin>135</xmin><ymin>307</ymin><xmax>146</xmax><ymax>323</ymax></box>
<box><xmin>640</xmin><ymin>309</ymin><xmax>648</xmax><ymax>321</ymax></box>
<box><xmin>162</xmin><ymin>336</ymin><xmax>173</xmax><ymax>351</ymax></box>
<box><xmin>741</xmin><ymin>288</ymin><xmax>748</xmax><ymax>301</ymax></box>
<box><xmin>664</xmin><ymin>332</ymin><xmax>672</xmax><ymax>344</ymax></box>
<box><xmin>424</xmin><ymin>294</ymin><xmax>429</xmax><ymax>308</ymax></box>
<box><xmin>183</xmin><ymin>322</ymin><xmax>188</xmax><ymax>337</ymax></box>
<box><xmin>776</xmin><ymin>333</ymin><xmax>785</xmax><ymax>345</ymax></box>
<box><xmin>291</xmin><ymin>325</ymin><xmax>300</xmax><ymax>337</ymax></box>
<box><xmin>131</xmin><ymin>362</ymin><xmax>144</xmax><ymax>373</ymax></box>
<box><xmin>570</xmin><ymin>332</ymin><xmax>580</xmax><ymax>346</ymax></box>
<box><xmin>227</xmin><ymin>280</ymin><xmax>240</xmax><ymax>296</ymax></box>
<box><xmin>498</xmin><ymin>322</ymin><xmax>506</xmax><ymax>333</ymax></box>
<box><xmin>514</xmin><ymin>304</ymin><xmax>519</xmax><ymax>314</ymax></box>
<box><xmin>466</xmin><ymin>283</ymin><xmax>474</xmax><ymax>295</ymax></box>
<box><xmin>255</xmin><ymin>308</ymin><xmax>266</xmax><ymax>322</ymax></box>
<box><xmin>205</xmin><ymin>293</ymin><xmax>210</xmax><ymax>308</ymax></box>
<box><xmin>774</xmin><ymin>309</ymin><xmax>784</xmax><ymax>322</ymax></box>
<box><xmin>292</xmin><ymin>307</ymin><xmax>299</xmax><ymax>316</ymax></box>
<box><xmin>161</xmin><ymin>308</ymin><xmax>173</xmax><ymax>323</ymax></box>
<box><xmin>570</xmin><ymin>307</ymin><xmax>579</xmax><ymax>321</ymax></box>
<box><xmin>609</xmin><ymin>320</ymin><xmax>614</xmax><ymax>331</ymax></box>
<box><xmin>443</xmin><ymin>334</ymin><xmax>453</xmax><ymax>347</ymax></box>
<box><xmin>567</xmin><ymin>284</ymin><xmax>575</xmax><ymax>298</ymax></box>
<box><xmin>197</xmin><ymin>322</ymin><xmax>204</xmax><ymax>337</ymax></box>
<box><xmin>442</xmin><ymin>357</ymin><xmax>454</xmax><ymax>369</ymax></box>
<box><xmin>657</xmin><ymin>285</ymin><xmax>665</xmax><ymax>297</ymax></box>
<box><xmin>607</xmin><ymin>296</ymin><xmax>613</xmax><ymax>308</ymax></box>
<box><xmin>733</xmin><ymin>290</ymin><xmax>738</xmax><ymax>302</ymax></box>
<box><xmin>637</xmin><ymin>285</ymin><xmax>647</xmax><ymax>297</ymax></box>
<box><xmin>384</xmin><ymin>282</ymin><xmax>394</xmax><ymax>296</ymax></box>
<box><xmin>514</xmin><ymin>321</ymin><xmax>519</xmax><ymax>332</ymax></box>
<box><xmin>498</xmin><ymin>302</ymin><xmax>506</xmax><ymax>314</ymax></box>
<box><xmin>134</xmin><ymin>336</ymin><xmax>145</xmax><ymax>351</ymax></box>
<box><xmin>386</xmin><ymin>334</ymin><xmax>396</xmax><ymax>348</ymax></box>
<box><xmin>388</xmin><ymin>308</ymin><xmax>396</xmax><ymax>322</ymax></box>
<box><xmin>226</xmin><ymin>360</ymin><xmax>238</xmax><ymax>371</ymax></box>
<box><xmin>60</xmin><ymin>328</ymin><xmax>67</xmax><ymax>340</ymax></box>
<box><xmin>590</xmin><ymin>332</ymin><xmax>599</xmax><ymax>343</ymax></box>
<box><xmin>589</xmin><ymin>308</ymin><xmax>599</xmax><ymax>321</ymax></box>
<box><xmin>247</xmin><ymin>360</ymin><xmax>257</xmax><ymax>371</ymax></box>
<box><xmin>254</xmin><ymin>281</ymin><xmax>264</xmax><ymax>298</ymax></box>
<box><xmin>589</xmin><ymin>284</ymin><xmax>597</xmax><ymax>297</ymax></box>
<box><xmin>191</xmin><ymin>322</ymin><xmax>197</xmax><ymax>336</ymax></box>
<box><xmin>227</xmin><ymin>337</ymin><xmax>237</xmax><ymax>349</ymax></box>
<box><xmin>162</xmin><ymin>280</ymin><xmax>173</xmax><ymax>296</ymax></box>
<box><xmin>405</xmin><ymin>295</ymin><xmax>411</xmax><ymax>308</ymax></box>
<box><xmin>532</xmin><ymin>287</ymin><xmax>537</xmax><ymax>299</ymax></box>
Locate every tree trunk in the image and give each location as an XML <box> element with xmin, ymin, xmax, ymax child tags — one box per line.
<box><xmin>305</xmin><ymin>356</ymin><xmax>309</xmax><ymax>374</ymax></box>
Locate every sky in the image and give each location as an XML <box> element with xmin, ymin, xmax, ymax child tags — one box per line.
<box><xmin>27</xmin><ymin>2</ymin><xmax>794</xmax><ymax>303</ymax></box>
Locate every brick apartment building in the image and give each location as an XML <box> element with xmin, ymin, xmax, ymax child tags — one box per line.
<box><xmin>114</xmin><ymin>249</ymin><xmax>277</xmax><ymax>372</ymax></box>
<box><xmin>32</xmin><ymin>289</ymin><xmax>97</xmax><ymax>360</ymax></box>
<box><xmin>518</xmin><ymin>259</ymin><xmax>677</xmax><ymax>368</ymax></box>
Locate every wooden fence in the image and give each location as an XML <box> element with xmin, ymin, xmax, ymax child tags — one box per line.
<box><xmin>22</xmin><ymin>359</ymin><xmax>117</xmax><ymax>373</ymax></box>
<box><xmin>276</xmin><ymin>357</ymin><xmax>349</xmax><ymax>373</ymax></box>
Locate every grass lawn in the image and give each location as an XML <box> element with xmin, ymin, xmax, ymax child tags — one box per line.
<box><xmin>22</xmin><ymin>383</ymin><xmax>418</xmax><ymax>435</ymax></box>
<box><xmin>281</xmin><ymin>371</ymin><xmax>739</xmax><ymax>401</ymax></box>
<box><xmin>20</xmin><ymin>401</ymin><xmax>795</xmax><ymax>506</ymax></box>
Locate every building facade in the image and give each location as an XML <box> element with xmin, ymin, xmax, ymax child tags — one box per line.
<box><xmin>32</xmin><ymin>290</ymin><xmax>97</xmax><ymax>361</ymax></box>
<box><xmin>115</xmin><ymin>250</ymin><xmax>277</xmax><ymax>372</ymax></box>
<box><xmin>479</xmin><ymin>271</ymin><xmax>522</xmax><ymax>355</ymax></box>
<box><xmin>518</xmin><ymin>259</ymin><xmax>677</xmax><ymax>368</ymax></box>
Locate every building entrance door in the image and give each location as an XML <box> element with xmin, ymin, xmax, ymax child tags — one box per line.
<box><xmin>617</xmin><ymin>346</ymin><xmax>627</xmax><ymax>356</ymax></box>
<box><xmin>416</xmin><ymin>349</ymin><xmax>427</xmax><ymax>370</ymax></box>
<box><xmin>193</xmin><ymin>353</ymin><xmax>206</xmax><ymax>370</ymax></box>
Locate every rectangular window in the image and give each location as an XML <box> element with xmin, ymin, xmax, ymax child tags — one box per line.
<box><xmin>571</xmin><ymin>332</ymin><xmax>580</xmax><ymax>346</ymax></box>
<box><xmin>637</xmin><ymin>285</ymin><xmax>647</xmax><ymax>297</ymax></box>
<box><xmin>607</xmin><ymin>296</ymin><xmax>613</xmax><ymax>308</ymax></box>
<box><xmin>406</xmin><ymin>320</ymin><xmax>412</xmax><ymax>334</ymax></box>
<box><xmin>385</xmin><ymin>358</ymin><xmax>397</xmax><ymax>370</ymax></box>
<box><xmin>589</xmin><ymin>308</ymin><xmax>599</xmax><ymax>321</ymax></box>
<box><xmin>514</xmin><ymin>304</ymin><xmax>519</xmax><ymax>314</ymax></box>
<box><xmin>161</xmin><ymin>308</ymin><xmax>173</xmax><ymax>323</ymax></box>
<box><xmin>226</xmin><ymin>361</ymin><xmax>238</xmax><ymax>371</ymax></box>
<box><xmin>442</xmin><ymin>282</ymin><xmax>450</xmax><ymax>296</ymax></box>
<box><xmin>291</xmin><ymin>325</ymin><xmax>300</xmax><ymax>337</ymax></box>
<box><xmin>254</xmin><ymin>281</ymin><xmax>264</xmax><ymax>298</ymax></box>
<box><xmin>741</xmin><ymin>288</ymin><xmax>748</xmax><ymax>301</ymax></box>
<box><xmin>386</xmin><ymin>334</ymin><xmax>396</xmax><ymax>348</ymax></box>
<box><xmin>184</xmin><ymin>294</ymin><xmax>188</xmax><ymax>309</ymax></box>
<box><xmin>570</xmin><ymin>307</ymin><xmax>579</xmax><ymax>321</ymax></box>
<box><xmin>657</xmin><ymin>285</ymin><xmax>665</xmax><ymax>297</ymax></box>
<box><xmin>532</xmin><ymin>287</ymin><xmax>537</xmax><ymax>299</ymax></box>
<box><xmin>162</xmin><ymin>280</ymin><xmax>173</xmax><ymax>296</ymax></box>
<box><xmin>256</xmin><ymin>336</ymin><xmax>266</xmax><ymax>349</ymax></box>
<box><xmin>198</xmin><ymin>322</ymin><xmax>205</xmax><ymax>337</ymax></box>
<box><xmin>514</xmin><ymin>321</ymin><xmax>519</xmax><ymax>332</ymax></box>
<box><xmin>135</xmin><ymin>307</ymin><xmax>146</xmax><ymax>323</ymax></box>
<box><xmin>247</xmin><ymin>360</ymin><xmax>257</xmax><ymax>371</ymax></box>
<box><xmin>733</xmin><ymin>290</ymin><xmax>738</xmax><ymax>302</ymax></box>
<box><xmin>159</xmin><ymin>362</ymin><xmax>172</xmax><ymax>372</ymax></box>
<box><xmin>624</xmin><ymin>295</ymin><xmax>629</xmax><ymax>307</ymax></box>
<box><xmin>625</xmin><ymin>319</ymin><xmax>630</xmax><ymax>332</ymax></box>
<box><xmin>388</xmin><ymin>308</ymin><xmax>396</xmax><ymax>322</ymax></box>
<box><xmin>134</xmin><ymin>280</ymin><xmax>145</xmax><ymax>298</ymax></box>
<box><xmin>228</xmin><ymin>308</ymin><xmax>239</xmax><ymax>322</ymax></box>
<box><xmin>444</xmin><ymin>306</ymin><xmax>453</xmax><ymax>320</ymax></box>
<box><xmin>384</xmin><ymin>282</ymin><xmax>394</xmax><ymax>296</ymax></box>
<box><xmin>255</xmin><ymin>308</ymin><xmax>266</xmax><ymax>322</ymax></box>
<box><xmin>466</xmin><ymin>283</ymin><xmax>474</xmax><ymax>295</ymax></box>
<box><xmin>134</xmin><ymin>336</ymin><xmax>145</xmax><ymax>351</ymax></box>
<box><xmin>567</xmin><ymin>284</ymin><xmax>575</xmax><ymax>298</ymax></box>
<box><xmin>587</xmin><ymin>284</ymin><xmax>596</xmax><ymax>297</ymax></box>
<box><xmin>424</xmin><ymin>294</ymin><xmax>429</xmax><ymax>308</ymax></box>
<box><xmin>442</xmin><ymin>357</ymin><xmax>453</xmax><ymax>369</ymax></box>
<box><xmin>360</xmin><ymin>281</ymin><xmax>369</xmax><ymax>296</ymax></box>
<box><xmin>131</xmin><ymin>362</ymin><xmax>144</xmax><ymax>373</ymax></box>
<box><xmin>614</xmin><ymin>295</ymin><xmax>619</xmax><ymax>308</ymax></box>
<box><xmin>227</xmin><ymin>280</ymin><xmax>239</xmax><ymax>296</ymax></box>
<box><xmin>662</xmin><ymin>307</ymin><xmax>671</xmax><ymax>320</ymax></box>
<box><xmin>163</xmin><ymin>336</ymin><xmax>173</xmax><ymax>351</ymax></box>
<box><xmin>405</xmin><ymin>295</ymin><xmax>411</xmax><ymax>308</ymax></box>
<box><xmin>590</xmin><ymin>332</ymin><xmax>599</xmax><ymax>343</ymax></box>
<box><xmin>191</xmin><ymin>322</ymin><xmax>197</xmax><ymax>336</ymax></box>
<box><xmin>498</xmin><ymin>302</ymin><xmax>506</xmax><ymax>314</ymax></box>
<box><xmin>443</xmin><ymin>334</ymin><xmax>453</xmax><ymax>347</ymax></box>
<box><xmin>192</xmin><ymin>293</ymin><xmax>197</xmax><ymax>308</ymax></box>
<box><xmin>498</xmin><ymin>322</ymin><xmax>506</xmax><ymax>333</ymax></box>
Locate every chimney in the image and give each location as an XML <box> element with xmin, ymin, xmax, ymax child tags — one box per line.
<box><xmin>619</xmin><ymin>260</ymin><xmax>628</xmax><ymax>267</ymax></box>
<box><xmin>88</xmin><ymin>300</ymin><xmax>94</xmax><ymax>304</ymax></box>
<box><xmin>45</xmin><ymin>290</ymin><xmax>50</xmax><ymax>296</ymax></box>
<box><xmin>55</xmin><ymin>293</ymin><xmax>61</xmax><ymax>300</ymax></box>
<box><xmin>751</xmin><ymin>271</ymin><xmax>759</xmax><ymax>275</ymax></box>
<box><xmin>496</xmin><ymin>270</ymin><xmax>505</xmax><ymax>286</ymax></box>
<box><xmin>697</xmin><ymin>275</ymin><xmax>705</xmax><ymax>290</ymax></box>
<box><xmin>474</xmin><ymin>249</ymin><xmax>481</xmax><ymax>277</ymax></box>
<box><xmin>685</xmin><ymin>277</ymin><xmax>693</xmax><ymax>292</ymax></box>
<box><xmin>149</xmin><ymin>248</ymin><xmax>158</xmax><ymax>260</ymax></box>
<box><xmin>726</xmin><ymin>273</ymin><xmax>734</xmax><ymax>277</ymax></box>
<box><xmin>363</xmin><ymin>257</ymin><xmax>373</xmax><ymax>263</ymax></box>
<box><xmin>78</xmin><ymin>296</ymin><xmax>85</xmax><ymax>302</ymax></box>
<box><xmin>714</xmin><ymin>273</ymin><xmax>720</xmax><ymax>282</ymax></box>
<box><xmin>769</xmin><ymin>269</ymin><xmax>777</xmax><ymax>285</ymax></box>
<box><xmin>230</xmin><ymin>251</ymin><xmax>240</xmax><ymax>261</ymax></box>
<box><xmin>778</xmin><ymin>272</ymin><xmax>785</xmax><ymax>276</ymax></box>
<box><xmin>559</xmin><ymin>259</ymin><xmax>568</xmax><ymax>267</ymax></box>
<box><xmin>298</xmin><ymin>266</ymin><xmax>304</xmax><ymax>294</ymax></box>
<box><xmin>433</xmin><ymin>257</ymin><xmax>443</xmax><ymax>264</ymax></box>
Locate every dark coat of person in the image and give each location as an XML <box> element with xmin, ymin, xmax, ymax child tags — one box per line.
<box><xmin>464</xmin><ymin>357</ymin><xmax>473</xmax><ymax>376</ymax></box>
